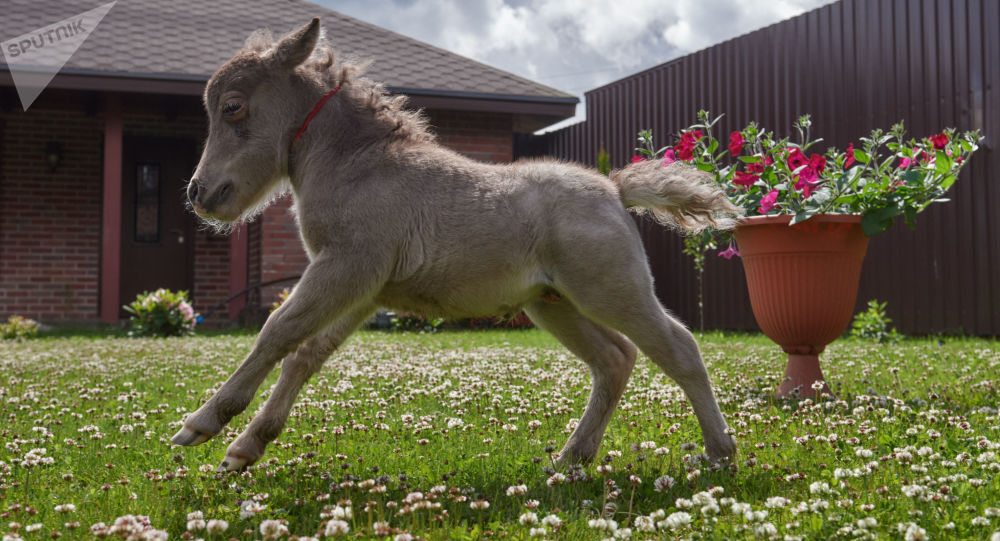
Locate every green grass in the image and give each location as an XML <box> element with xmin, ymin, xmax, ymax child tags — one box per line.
<box><xmin>0</xmin><ymin>330</ymin><xmax>998</xmax><ymax>539</ymax></box>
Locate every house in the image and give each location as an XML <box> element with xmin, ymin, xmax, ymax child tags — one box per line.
<box><xmin>0</xmin><ymin>0</ymin><xmax>577</xmax><ymax>326</ymax></box>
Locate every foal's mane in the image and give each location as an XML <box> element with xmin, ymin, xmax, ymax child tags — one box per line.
<box><xmin>244</xmin><ymin>28</ymin><xmax>434</xmax><ymax>144</ymax></box>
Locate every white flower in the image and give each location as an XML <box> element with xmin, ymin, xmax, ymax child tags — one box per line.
<box><xmin>470</xmin><ymin>500</ymin><xmax>490</xmax><ymax>510</ymax></box>
<box><xmin>324</xmin><ymin>519</ymin><xmax>350</xmax><ymax>537</ymax></box>
<box><xmin>634</xmin><ymin>515</ymin><xmax>656</xmax><ymax>532</ymax></box>
<box><xmin>765</xmin><ymin>497</ymin><xmax>790</xmax><ymax>509</ymax></box>
<box><xmin>519</xmin><ymin>512</ymin><xmax>539</xmax><ymax>526</ymax></box>
<box><xmin>541</xmin><ymin>515</ymin><xmax>562</xmax><ymax>529</ymax></box>
<box><xmin>904</xmin><ymin>524</ymin><xmax>928</xmax><ymax>541</ymax></box>
<box><xmin>54</xmin><ymin>504</ymin><xmax>76</xmax><ymax>513</ymax></box>
<box><xmin>259</xmin><ymin>519</ymin><xmax>288</xmax><ymax>539</ymax></box>
<box><xmin>506</xmin><ymin>484</ymin><xmax>528</xmax><ymax>497</ymax></box>
<box><xmin>394</xmin><ymin>534</ymin><xmax>414</xmax><ymax>541</ymax></box>
<box><xmin>973</xmin><ymin>517</ymin><xmax>991</xmax><ymax>527</ymax></box>
<box><xmin>653</xmin><ymin>475</ymin><xmax>675</xmax><ymax>492</ymax></box>
<box><xmin>660</xmin><ymin>511</ymin><xmax>691</xmax><ymax>530</ymax></box>
<box><xmin>206</xmin><ymin>520</ymin><xmax>228</xmax><ymax>534</ymax></box>
<box><xmin>587</xmin><ymin>518</ymin><xmax>618</xmax><ymax>532</ymax></box>
<box><xmin>240</xmin><ymin>500</ymin><xmax>267</xmax><ymax>519</ymax></box>
<box><xmin>528</xmin><ymin>527</ymin><xmax>546</xmax><ymax>537</ymax></box>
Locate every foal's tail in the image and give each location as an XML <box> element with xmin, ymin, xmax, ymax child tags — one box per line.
<box><xmin>610</xmin><ymin>159</ymin><xmax>742</xmax><ymax>232</ymax></box>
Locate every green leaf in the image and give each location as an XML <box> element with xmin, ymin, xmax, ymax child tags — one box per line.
<box><xmin>696</xmin><ymin>162</ymin><xmax>714</xmax><ymax>172</ymax></box>
<box><xmin>738</xmin><ymin>155</ymin><xmax>762</xmax><ymax>163</ymax></box>
<box><xmin>862</xmin><ymin>204</ymin><xmax>902</xmax><ymax>236</ymax></box>
<box><xmin>853</xmin><ymin>149</ymin><xmax>870</xmax><ymax>164</ymax></box>
<box><xmin>935</xmin><ymin>149</ymin><xmax>952</xmax><ymax>174</ymax></box>
<box><xmin>939</xmin><ymin>175</ymin><xmax>956</xmax><ymax>191</ymax></box>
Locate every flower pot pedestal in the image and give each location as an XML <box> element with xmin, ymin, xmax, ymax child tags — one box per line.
<box><xmin>733</xmin><ymin>215</ymin><xmax>869</xmax><ymax>399</ymax></box>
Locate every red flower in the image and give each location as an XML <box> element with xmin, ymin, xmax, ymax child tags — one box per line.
<box><xmin>728</xmin><ymin>131</ymin><xmax>744</xmax><ymax>156</ymax></box>
<box><xmin>808</xmin><ymin>153</ymin><xmax>827</xmax><ymax>173</ymax></box>
<box><xmin>631</xmin><ymin>155</ymin><xmax>647</xmax><ymax>163</ymax></box>
<box><xmin>734</xmin><ymin>171</ymin><xmax>758</xmax><ymax>187</ymax></box>
<box><xmin>674</xmin><ymin>141</ymin><xmax>694</xmax><ymax>161</ymax></box>
<box><xmin>786</xmin><ymin>148</ymin><xmax>808</xmax><ymax>171</ymax></box>
<box><xmin>747</xmin><ymin>161</ymin><xmax>765</xmax><ymax>174</ymax></box>
<box><xmin>930</xmin><ymin>133</ymin><xmax>949</xmax><ymax>150</ymax></box>
<box><xmin>844</xmin><ymin>143</ymin><xmax>856</xmax><ymax>169</ymax></box>
<box><xmin>758</xmin><ymin>189</ymin><xmax>779</xmax><ymax>214</ymax></box>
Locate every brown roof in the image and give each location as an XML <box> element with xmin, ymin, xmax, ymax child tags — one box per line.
<box><xmin>0</xmin><ymin>0</ymin><xmax>577</xmax><ymax>109</ymax></box>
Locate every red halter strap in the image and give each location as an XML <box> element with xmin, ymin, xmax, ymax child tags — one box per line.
<box><xmin>290</xmin><ymin>85</ymin><xmax>341</xmax><ymax>148</ymax></box>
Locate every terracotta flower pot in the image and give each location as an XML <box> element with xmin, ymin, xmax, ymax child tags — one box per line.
<box><xmin>733</xmin><ymin>214</ymin><xmax>869</xmax><ymax>398</ymax></box>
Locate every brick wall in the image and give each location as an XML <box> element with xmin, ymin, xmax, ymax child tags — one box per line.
<box><xmin>0</xmin><ymin>100</ymin><xmax>103</xmax><ymax>323</ymax></box>
<box><xmin>253</xmin><ymin>108</ymin><xmax>515</xmax><ymax>312</ymax></box>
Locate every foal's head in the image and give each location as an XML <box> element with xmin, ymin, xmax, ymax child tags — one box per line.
<box><xmin>187</xmin><ymin>18</ymin><xmax>329</xmax><ymax>224</ymax></box>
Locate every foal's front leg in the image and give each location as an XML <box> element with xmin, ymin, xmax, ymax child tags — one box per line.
<box><xmin>171</xmin><ymin>256</ymin><xmax>383</xmax><ymax>447</ymax></box>
<box><xmin>219</xmin><ymin>303</ymin><xmax>375</xmax><ymax>471</ymax></box>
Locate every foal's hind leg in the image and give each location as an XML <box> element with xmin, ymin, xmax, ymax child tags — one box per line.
<box><xmin>524</xmin><ymin>300</ymin><xmax>637</xmax><ymax>465</ymax></box>
<box><xmin>218</xmin><ymin>304</ymin><xmax>375</xmax><ymax>471</ymax></box>
<box><xmin>549</xmin><ymin>238</ymin><xmax>736</xmax><ymax>463</ymax></box>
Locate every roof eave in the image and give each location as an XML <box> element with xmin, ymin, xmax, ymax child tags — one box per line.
<box><xmin>0</xmin><ymin>68</ymin><xmax>578</xmax><ymax>126</ymax></box>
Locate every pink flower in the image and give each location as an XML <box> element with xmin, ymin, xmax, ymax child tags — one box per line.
<box><xmin>759</xmin><ymin>189</ymin><xmax>779</xmax><ymax>214</ymax></box>
<box><xmin>631</xmin><ymin>155</ymin><xmax>646</xmax><ymax>163</ymax></box>
<box><xmin>930</xmin><ymin>133</ymin><xmax>949</xmax><ymax>150</ymax></box>
<box><xmin>791</xmin><ymin>152</ymin><xmax>826</xmax><ymax>197</ymax></box>
<box><xmin>734</xmin><ymin>171</ymin><xmax>758</xmax><ymax>187</ymax></box>
<box><xmin>898</xmin><ymin>155</ymin><xmax>914</xmax><ymax>169</ymax></box>
<box><xmin>794</xmin><ymin>173</ymin><xmax>819</xmax><ymax>197</ymax></box>
<box><xmin>844</xmin><ymin>143</ymin><xmax>856</xmax><ymax>168</ymax></box>
<box><xmin>662</xmin><ymin>149</ymin><xmax>676</xmax><ymax>165</ymax></box>
<box><xmin>728</xmin><ymin>131</ymin><xmax>744</xmax><ymax>156</ymax></box>
<box><xmin>718</xmin><ymin>242</ymin><xmax>740</xmax><ymax>259</ymax></box>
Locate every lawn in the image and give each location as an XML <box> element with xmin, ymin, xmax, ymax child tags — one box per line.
<box><xmin>0</xmin><ymin>330</ymin><xmax>998</xmax><ymax>540</ymax></box>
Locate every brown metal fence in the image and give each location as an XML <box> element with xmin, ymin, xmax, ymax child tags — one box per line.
<box><xmin>516</xmin><ymin>0</ymin><xmax>999</xmax><ymax>335</ymax></box>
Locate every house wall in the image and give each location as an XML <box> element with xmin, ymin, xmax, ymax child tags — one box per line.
<box><xmin>0</xmin><ymin>91</ymin><xmax>237</xmax><ymax>326</ymax></box>
<box><xmin>0</xmin><ymin>95</ymin><xmax>103</xmax><ymax>323</ymax></box>
<box><xmin>254</xmin><ymin>108</ymin><xmax>515</xmax><ymax>312</ymax></box>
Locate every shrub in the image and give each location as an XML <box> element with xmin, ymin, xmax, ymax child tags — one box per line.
<box><xmin>851</xmin><ymin>299</ymin><xmax>899</xmax><ymax>343</ymax></box>
<box><xmin>0</xmin><ymin>315</ymin><xmax>39</xmax><ymax>340</ymax></box>
<box><xmin>271</xmin><ymin>288</ymin><xmax>291</xmax><ymax>313</ymax></box>
<box><xmin>390</xmin><ymin>313</ymin><xmax>444</xmax><ymax>333</ymax></box>
<box><xmin>123</xmin><ymin>289</ymin><xmax>198</xmax><ymax>337</ymax></box>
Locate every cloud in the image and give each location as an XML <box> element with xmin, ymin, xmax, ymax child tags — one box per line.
<box><xmin>314</xmin><ymin>0</ymin><xmax>834</xmax><ymax>126</ymax></box>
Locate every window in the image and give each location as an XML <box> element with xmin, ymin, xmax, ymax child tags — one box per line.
<box><xmin>134</xmin><ymin>164</ymin><xmax>160</xmax><ymax>243</ymax></box>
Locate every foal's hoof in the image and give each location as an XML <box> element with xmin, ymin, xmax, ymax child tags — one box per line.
<box><xmin>170</xmin><ymin>426</ymin><xmax>215</xmax><ymax>447</ymax></box>
<box><xmin>216</xmin><ymin>453</ymin><xmax>255</xmax><ymax>472</ymax></box>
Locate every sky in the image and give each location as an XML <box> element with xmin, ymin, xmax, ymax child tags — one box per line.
<box><xmin>317</xmin><ymin>0</ymin><xmax>835</xmax><ymax>131</ymax></box>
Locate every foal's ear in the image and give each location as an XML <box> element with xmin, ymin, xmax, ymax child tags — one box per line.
<box><xmin>271</xmin><ymin>18</ymin><xmax>321</xmax><ymax>69</ymax></box>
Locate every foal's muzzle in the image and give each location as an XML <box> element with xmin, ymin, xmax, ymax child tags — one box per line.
<box><xmin>187</xmin><ymin>178</ymin><xmax>233</xmax><ymax>215</ymax></box>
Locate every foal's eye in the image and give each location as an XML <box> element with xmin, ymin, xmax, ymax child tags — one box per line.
<box><xmin>222</xmin><ymin>101</ymin><xmax>243</xmax><ymax>116</ymax></box>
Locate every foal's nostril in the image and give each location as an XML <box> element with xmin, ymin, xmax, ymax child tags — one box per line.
<box><xmin>187</xmin><ymin>180</ymin><xmax>202</xmax><ymax>205</ymax></box>
<box><xmin>219</xmin><ymin>181</ymin><xmax>232</xmax><ymax>201</ymax></box>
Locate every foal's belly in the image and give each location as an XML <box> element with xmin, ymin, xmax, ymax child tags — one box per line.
<box><xmin>374</xmin><ymin>271</ymin><xmax>549</xmax><ymax>319</ymax></box>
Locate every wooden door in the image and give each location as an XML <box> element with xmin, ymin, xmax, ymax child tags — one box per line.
<box><xmin>119</xmin><ymin>137</ymin><xmax>197</xmax><ymax>316</ymax></box>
